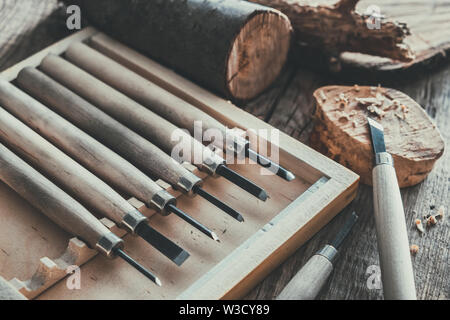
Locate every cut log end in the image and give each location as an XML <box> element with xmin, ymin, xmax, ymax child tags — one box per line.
<box><xmin>226</xmin><ymin>10</ymin><xmax>292</xmax><ymax>101</ymax></box>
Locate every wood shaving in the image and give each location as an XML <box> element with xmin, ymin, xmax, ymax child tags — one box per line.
<box><xmin>352</xmin><ymin>119</ymin><xmax>358</xmax><ymax>128</ymax></box>
<box><xmin>415</xmin><ymin>219</ymin><xmax>425</xmax><ymax>233</ymax></box>
<box><xmin>401</xmin><ymin>104</ymin><xmax>409</xmax><ymax>113</ymax></box>
<box><xmin>410</xmin><ymin>244</ymin><xmax>419</xmax><ymax>255</ymax></box>
<box><xmin>319</xmin><ymin>90</ymin><xmax>327</xmax><ymax>102</ymax></box>
<box><xmin>426</xmin><ymin>215</ymin><xmax>437</xmax><ymax>226</ymax></box>
<box><xmin>436</xmin><ymin>206</ymin><xmax>445</xmax><ymax>219</ymax></box>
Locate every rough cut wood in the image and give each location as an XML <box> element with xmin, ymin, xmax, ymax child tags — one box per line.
<box><xmin>66</xmin><ymin>0</ymin><xmax>292</xmax><ymax>101</ymax></box>
<box><xmin>250</xmin><ymin>0</ymin><xmax>413</xmax><ymax>62</ymax></box>
<box><xmin>310</xmin><ymin>85</ymin><xmax>445</xmax><ymax>188</ymax></box>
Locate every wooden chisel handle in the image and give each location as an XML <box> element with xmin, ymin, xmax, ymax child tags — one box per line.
<box><xmin>0</xmin><ymin>142</ymin><xmax>123</xmax><ymax>257</ymax></box>
<box><xmin>39</xmin><ymin>54</ymin><xmax>224</xmax><ymax>175</ymax></box>
<box><xmin>14</xmin><ymin>68</ymin><xmax>174</xmax><ymax>214</ymax></box>
<box><xmin>372</xmin><ymin>156</ymin><xmax>417</xmax><ymax>300</ymax></box>
<box><xmin>12</xmin><ymin>66</ymin><xmax>201</xmax><ymax>194</ymax></box>
<box><xmin>0</xmin><ymin>95</ymin><xmax>145</xmax><ymax>234</ymax></box>
<box><xmin>65</xmin><ymin>43</ymin><xmax>229</xmax><ymax>144</ymax></box>
<box><xmin>276</xmin><ymin>252</ymin><xmax>334</xmax><ymax>300</ymax></box>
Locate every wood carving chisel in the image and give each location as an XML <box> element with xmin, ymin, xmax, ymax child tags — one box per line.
<box><xmin>0</xmin><ymin>142</ymin><xmax>160</xmax><ymax>285</ymax></box>
<box><xmin>6</xmin><ymin>72</ymin><xmax>213</xmax><ymax>253</ymax></box>
<box><xmin>41</xmin><ymin>54</ymin><xmax>265</xmax><ymax>202</ymax></box>
<box><xmin>7</xmin><ymin>75</ymin><xmax>220</xmax><ymax>241</ymax></box>
<box><xmin>64</xmin><ymin>42</ymin><xmax>292</xmax><ymax>184</ymax></box>
<box><xmin>38</xmin><ymin>55</ymin><xmax>248</xmax><ymax>221</ymax></box>
<box><xmin>367</xmin><ymin>117</ymin><xmax>416</xmax><ymax>300</ymax></box>
<box><xmin>0</xmin><ymin>99</ymin><xmax>188</xmax><ymax>266</ymax></box>
<box><xmin>276</xmin><ymin>210</ymin><xmax>358</xmax><ymax>300</ymax></box>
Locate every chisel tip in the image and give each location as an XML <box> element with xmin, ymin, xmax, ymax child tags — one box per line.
<box><xmin>285</xmin><ymin>171</ymin><xmax>296</xmax><ymax>182</ymax></box>
<box><xmin>173</xmin><ymin>250</ymin><xmax>191</xmax><ymax>267</ymax></box>
<box><xmin>258</xmin><ymin>189</ymin><xmax>268</xmax><ymax>201</ymax></box>
<box><xmin>155</xmin><ymin>277</ymin><xmax>163</xmax><ymax>287</ymax></box>
<box><xmin>212</xmin><ymin>232</ymin><xmax>220</xmax><ymax>242</ymax></box>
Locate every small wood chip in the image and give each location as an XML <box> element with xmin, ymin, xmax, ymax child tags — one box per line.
<box><xmin>415</xmin><ymin>219</ymin><xmax>425</xmax><ymax>233</ymax></box>
<box><xmin>436</xmin><ymin>206</ymin><xmax>445</xmax><ymax>219</ymax></box>
<box><xmin>353</xmin><ymin>84</ymin><xmax>360</xmax><ymax>92</ymax></box>
<box><xmin>426</xmin><ymin>215</ymin><xmax>437</xmax><ymax>226</ymax></box>
<box><xmin>410</xmin><ymin>244</ymin><xmax>419</xmax><ymax>255</ymax></box>
<box><xmin>319</xmin><ymin>90</ymin><xmax>327</xmax><ymax>102</ymax></box>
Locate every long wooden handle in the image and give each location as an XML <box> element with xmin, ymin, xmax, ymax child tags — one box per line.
<box><xmin>0</xmin><ymin>142</ymin><xmax>118</xmax><ymax>252</ymax></box>
<box><xmin>65</xmin><ymin>42</ymin><xmax>228</xmax><ymax>141</ymax></box>
<box><xmin>12</xmin><ymin>65</ymin><xmax>201</xmax><ymax>193</ymax></box>
<box><xmin>0</xmin><ymin>95</ymin><xmax>142</xmax><ymax>231</ymax></box>
<box><xmin>372</xmin><ymin>163</ymin><xmax>417</xmax><ymax>300</ymax></box>
<box><xmin>39</xmin><ymin>54</ymin><xmax>224</xmax><ymax>175</ymax></box>
<box><xmin>0</xmin><ymin>276</ymin><xmax>26</xmax><ymax>300</ymax></box>
<box><xmin>14</xmin><ymin>68</ymin><xmax>174</xmax><ymax>212</ymax></box>
<box><xmin>276</xmin><ymin>253</ymin><xmax>333</xmax><ymax>300</ymax></box>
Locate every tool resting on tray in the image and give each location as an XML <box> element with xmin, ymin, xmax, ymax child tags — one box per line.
<box><xmin>0</xmin><ymin>142</ymin><xmax>160</xmax><ymax>285</ymax></box>
<box><xmin>62</xmin><ymin>43</ymin><xmax>295</xmax><ymax>182</ymax></box>
<box><xmin>0</xmin><ymin>77</ymin><xmax>211</xmax><ymax>250</ymax></box>
<box><xmin>0</xmin><ymin>39</ymin><xmax>300</xmax><ymax>290</ymax></box>
<box><xmin>40</xmin><ymin>53</ymin><xmax>268</xmax><ymax>203</ymax></box>
<box><xmin>367</xmin><ymin>118</ymin><xmax>417</xmax><ymax>300</ymax></box>
<box><xmin>0</xmin><ymin>82</ymin><xmax>193</xmax><ymax>267</ymax></box>
<box><xmin>18</xmin><ymin>67</ymin><xmax>269</xmax><ymax>228</ymax></box>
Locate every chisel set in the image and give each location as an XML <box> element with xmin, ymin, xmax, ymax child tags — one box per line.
<box><xmin>0</xmin><ymin>28</ymin><xmax>358</xmax><ymax>300</ymax></box>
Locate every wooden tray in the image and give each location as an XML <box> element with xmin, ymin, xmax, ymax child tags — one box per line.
<box><xmin>0</xmin><ymin>27</ymin><xmax>359</xmax><ymax>300</ymax></box>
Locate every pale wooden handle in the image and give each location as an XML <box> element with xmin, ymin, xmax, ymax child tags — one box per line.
<box><xmin>276</xmin><ymin>254</ymin><xmax>333</xmax><ymax>300</ymax></box>
<box><xmin>65</xmin><ymin>42</ymin><xmax>228</xmax><ymax>139</ymax></box>
<box><xmin>23</xmin><ymin>61</ymin><xmax>200</xmax><ymax>191</ymax></box>
<box><xmin>13</xmin><ymin>67</ymin><xmax>165</xmax><ymax>206</ymax></box>
<box><xmin>0</xmin><ymin>276</ymin><xmax>26</xmax><ymax>300</ymax></box>
<box><xmin>39</xmin><ymin>54</ymin><xmax>221</xmax><ymax>170</ymax></box>
<box><xmin>0</xmin><ymin>142</ymin><xmax>108</xmax><ymax>248</ymax></box>
<box><xmin>372</xmin><ymin>163</ymin><xmax>417</xmax><ymax>300</ymax></box>
<box><xmin>0</xmin><ymin>88</ymin><xmax>136</xmax><ymax>225</ymax></box>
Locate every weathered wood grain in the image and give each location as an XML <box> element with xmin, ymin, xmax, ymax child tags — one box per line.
<box><xmin>246</xmin><ymin>62</ymin><xmax>449</xmax><ymax>301</ymax></box>
<box><xmin>0</xmin><ymin>0</ymin><xmax>447</xmax><ymax>300</ymax></box>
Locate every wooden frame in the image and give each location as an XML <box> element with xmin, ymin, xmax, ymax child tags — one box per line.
<box><xmin>0</xmin><ymin>27</ymin><xmax>359</xmax><ymax>300</ymax></box>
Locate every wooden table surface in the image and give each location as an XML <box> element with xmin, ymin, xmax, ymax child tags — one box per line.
<box><xmin>1</xmin><ymin>0</ymin><xmax>448</xmax><ymax>300</ymax></box>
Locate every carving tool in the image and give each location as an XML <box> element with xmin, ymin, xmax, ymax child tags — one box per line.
<box><xmin>0</xmin><ymin>142</ymin><xmax>160</xmax><ymax>285</ymax></box>
<box><xmin>24</xmin><ymin>60</ymin><xmax>246</xmax><ymax>221</ymax></box>
<box><xmin>276</xmin><ymin>210</ymin><xmax>358</xmax><ymax>300</ymax></box>
<box><xmin>40</xmin><ymin>54</ymin><xmax>266</xmax><ymax>202</ymax></box>
<box><xmin>64</xmin><ymin>42</ymin><xmax>294</xmax><ymax>182</ymax></box>
<box><xmin>10</xmin><ymin>72</ymin><xmax>221</xmax><ymax>241</ymax></box>
<box><xmin>367</xmin><ymin>117</ymin><xmax>416</xmax><ymax>300</ymax></box>
<box><xmin>0</xmin><ymin>98</ymin><xmax>189</xmax><ymax>266</ymax></box>
<box><xmin>7</xmin><ymin>71</ymin><xmax>212</xmax><ymax>253</ymax></box>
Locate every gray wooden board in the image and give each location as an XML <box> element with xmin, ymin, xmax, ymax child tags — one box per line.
<box><xmin>0</xmin><ymin>0</ymin><xmax>448</xmax><ymax>300</ymax></box>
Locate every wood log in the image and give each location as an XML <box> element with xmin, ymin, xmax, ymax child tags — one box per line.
<box><xmin>310</xmin><ymin>85</ymin><xmax>445</xmax><ymax>187</ymax></box>
<box><xmin>250</xmin><ymin>0</ymin><xmax>413</xmax><ymax>63</ymax></box>
<box><xmin>66</xmin><ymin>0</ymin><xmax>292</xmax><ymax>101</ymax></box>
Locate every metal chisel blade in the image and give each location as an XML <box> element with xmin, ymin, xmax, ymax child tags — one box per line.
<box><xmin>367</xmin><ymin>117</ymin><xmax>386</xmax><ymax>155</ymax></box>
<box><xmin>135</xmin><ymin>223</ymin><xmax>190</xmax><ymax>266</ymax></box>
